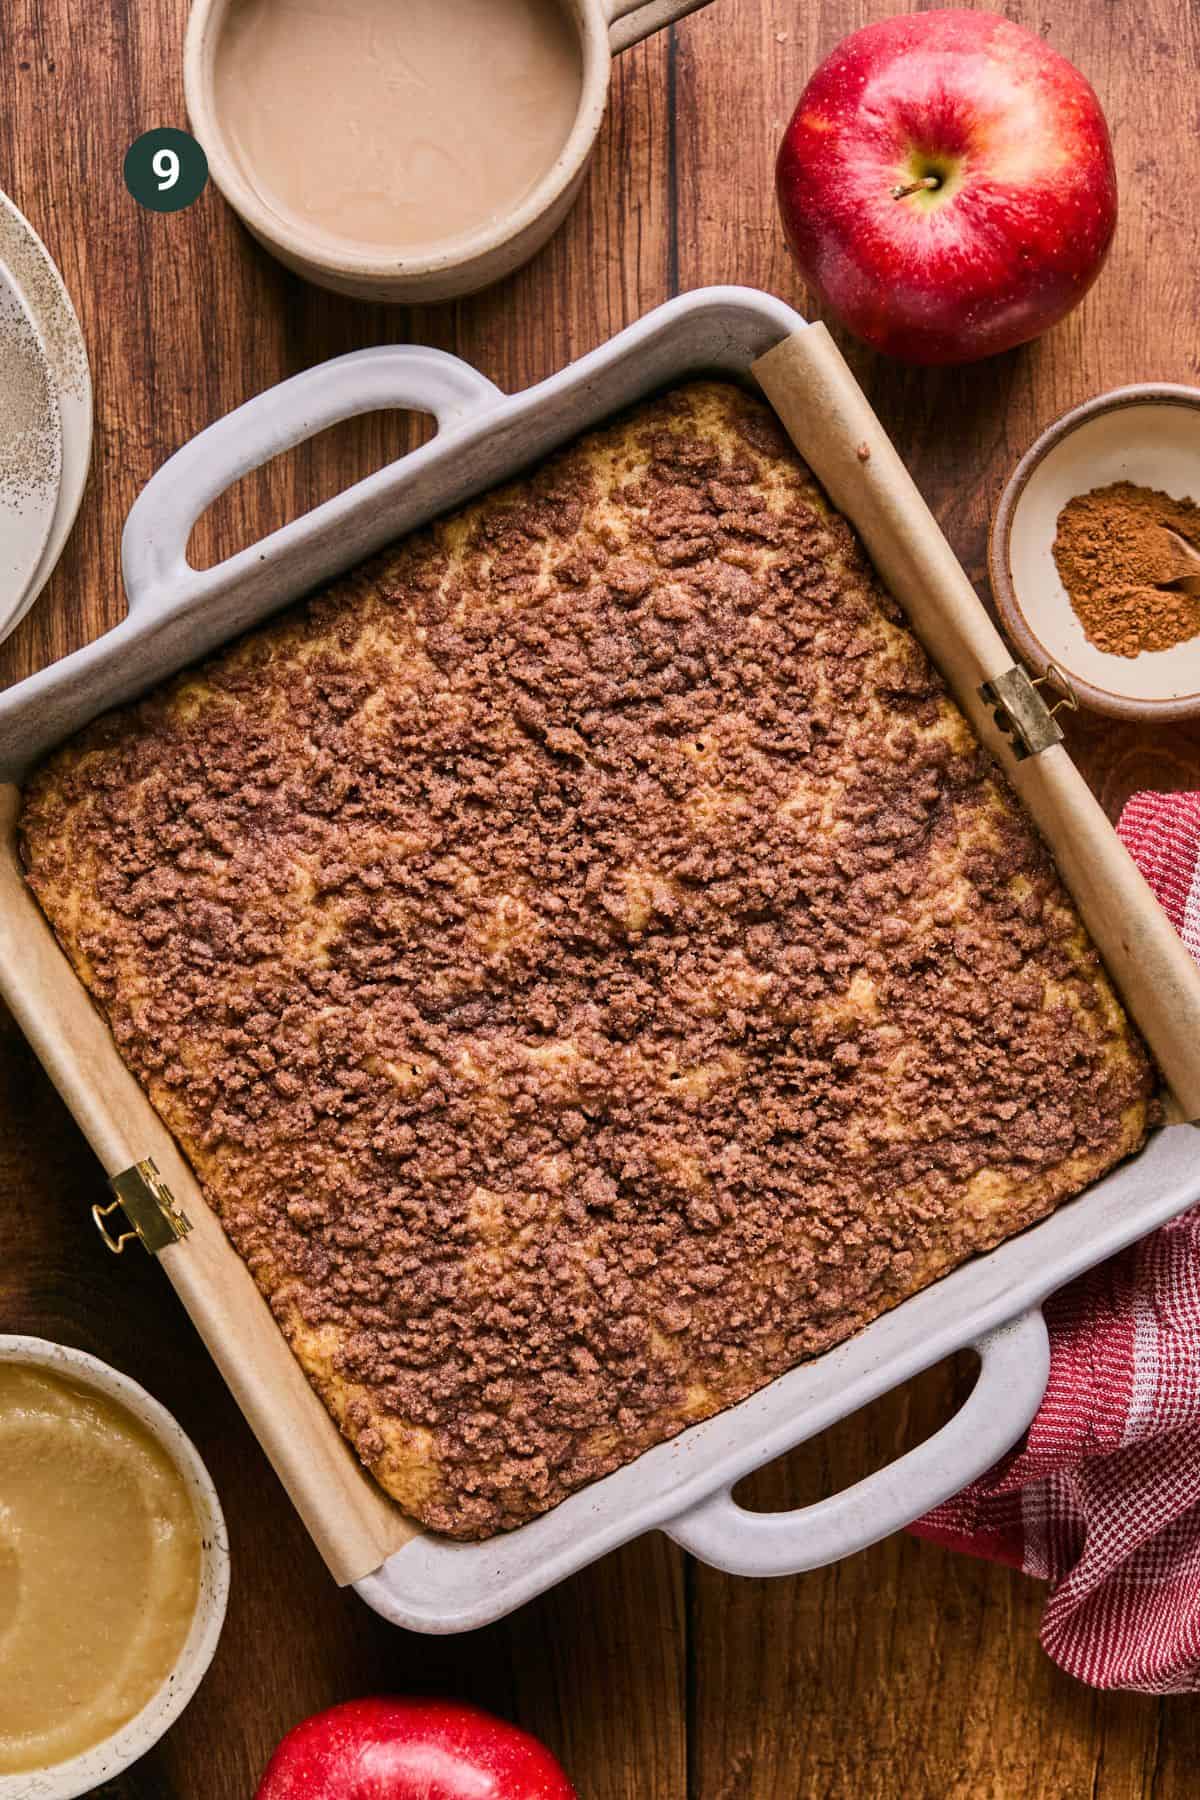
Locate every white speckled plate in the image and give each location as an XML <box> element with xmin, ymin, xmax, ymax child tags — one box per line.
<box><xmin>0</xmin><ymin>261</ymin><xmax>60</xmax><ymax>631</ymax></box>
<box><xmin>0</xmin><ymin>191</ymin><xmax>92</xmax><ymax>648</ymax></box>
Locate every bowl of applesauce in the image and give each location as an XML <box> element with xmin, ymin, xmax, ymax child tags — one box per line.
<box><xmin>0</xmin><ymin>1337</ymin><xmax>229</xmax><ymax>1798</ymax></box>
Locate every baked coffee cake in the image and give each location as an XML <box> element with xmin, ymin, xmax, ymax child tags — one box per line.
<box><xmin>21</xmin><ymin>382</ymin><xmax>1155</xmax><ymax>1538</ymax></box>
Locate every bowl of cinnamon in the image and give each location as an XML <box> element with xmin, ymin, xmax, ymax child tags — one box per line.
<box><xmin>989</xmin><ymin>384</ymin><xmax>1200</xmax><ymax>720</ymax></box>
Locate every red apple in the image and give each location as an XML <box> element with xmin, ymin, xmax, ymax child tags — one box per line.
<box><xmin>255</xmin><ymin>1697</ymin><xmax>576</xmax><ymax>1800</ymax></box>
<box><xmin>776</xmin><ymin>9</ymin><xmax>1117</xmax><ymax>364</ymax></box>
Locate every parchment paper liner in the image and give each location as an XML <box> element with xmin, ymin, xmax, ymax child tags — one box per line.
<box><xmin>3</xmin><ymin>323</ymin><xmax>1198</xmax><ymax>1588</ymax></box>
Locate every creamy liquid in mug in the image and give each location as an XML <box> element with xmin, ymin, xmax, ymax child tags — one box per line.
<box><xmin>0</xmin><ymin>1365</ymin><xmax>202</xmax><ymax>1775</ymax></box>
<box><xmin>214</xmin><ymin>0</ymin><xmax>584</xmax><ymax>250</ymax></box>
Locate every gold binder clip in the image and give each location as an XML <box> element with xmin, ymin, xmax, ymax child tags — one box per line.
<box><xmin>979</xmin><ymin>662</ymin><xmax>1077</xmax><ymax>761</ymax></box>
<box><xmin>93</xmin><ymin>1158</ymin><xmax>193</xmax><ymax>1257</ymax></box>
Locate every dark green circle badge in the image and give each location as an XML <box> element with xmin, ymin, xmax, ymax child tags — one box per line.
<box><xmin>124</xmin><ymin>128</ymin><xmax>209</xmax><ymax>213</ymax></box>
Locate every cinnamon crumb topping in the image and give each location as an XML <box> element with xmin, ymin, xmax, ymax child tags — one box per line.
<box><xmin>21</xmin><ymin>382</ymin><xmax>1155</xmax><ymax>1538</ymax></box>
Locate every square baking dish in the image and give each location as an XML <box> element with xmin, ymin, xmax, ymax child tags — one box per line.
<box><xmin>1</xmin><ymin>287</ymin><xmax>1197</xmax><ymax>1632</ymax></box>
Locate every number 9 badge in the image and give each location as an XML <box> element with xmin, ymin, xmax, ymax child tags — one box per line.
<box><xmin>124</xmin><ymin>128</ymin><xmax>209</xmax><ymax>213</ymax></box>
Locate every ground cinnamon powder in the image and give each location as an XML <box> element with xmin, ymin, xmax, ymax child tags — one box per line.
<box><xmin>1052</xmin><ymin>480</ymin><xmax>1200</xmax><ymax>658</ymax></box>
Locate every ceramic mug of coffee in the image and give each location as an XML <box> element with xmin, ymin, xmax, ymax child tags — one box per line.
<box><xmin>185</xmin><ymin>0</ymin><xmax>714</xmax><ymax>303</ymax></box>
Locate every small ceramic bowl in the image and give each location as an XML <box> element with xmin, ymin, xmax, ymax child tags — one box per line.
<box><xmin>989</xmin><ymin>384</ymin><xmax>1200</xmax><ymax>721</ymax></box>
<box><xmin>0</xmin><ymin>1337</ymin><xmax>229</xmax><ymax>1800</ymax></box>
<box><xmin>184</xmin><ymin>0</ymin><xmax>712</xmax><ymax>303</ymax></box>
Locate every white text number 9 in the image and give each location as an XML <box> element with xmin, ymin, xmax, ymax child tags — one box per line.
<box><xmin>152</xmin><ymin>148</ymin><xmax>180</xmax><ymax>192</ymax></box>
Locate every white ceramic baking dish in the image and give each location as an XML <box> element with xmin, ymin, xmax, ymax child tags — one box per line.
<box><xmin>1</xmin><ymin>288</ymin><xmax>1197</xmax><ymax>1633</ymax></box>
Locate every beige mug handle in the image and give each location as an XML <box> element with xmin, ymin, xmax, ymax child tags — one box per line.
<box><xmin>605</xmin><ymin>0</ymin><xmax>713</xmax><ymax>54</ymax></box>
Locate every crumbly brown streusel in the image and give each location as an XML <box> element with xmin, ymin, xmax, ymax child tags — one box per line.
<box><xmin>21</xmin><ymin>382</ymin><xmax>1155</xmax><ymax>1538</ymax></box>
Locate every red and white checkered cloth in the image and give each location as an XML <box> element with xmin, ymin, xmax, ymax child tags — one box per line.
<box><xmin>913</xmin><ymin>790</ymin><xmax>1200</xmax><ymax>1693</ymax></box>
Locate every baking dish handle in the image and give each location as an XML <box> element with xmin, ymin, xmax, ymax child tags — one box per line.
<box><xmin>121</xmin><ymin>345</ymin><xmax>505</xmax><ymax>617</ymax></box>
<box><xmin>662</xmin><ymin>1307</ymin><xmax>1050</xmax><ymax>1577</ymax></box>
<box><xmin>605</xmin><ymin>0</ymin><xmax>713</xmax><ymax>54</ymax></box>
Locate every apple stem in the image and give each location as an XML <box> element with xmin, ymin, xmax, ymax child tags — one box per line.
<box><xmin>891</xmin><ymin>175</ymin><xmax>941</xmax><ymax>200</ymax></box>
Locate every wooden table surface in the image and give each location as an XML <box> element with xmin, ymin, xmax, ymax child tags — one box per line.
<box><xmin>3</xmin><ymin>1</ymin><xmax>1199</xmax><ymax>1795</ymax></box>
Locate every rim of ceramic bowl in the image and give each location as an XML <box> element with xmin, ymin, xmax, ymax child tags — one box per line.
<box><xmin>184</xmin><ymin>0</ymin><xmax>612</xmax><ymax>281</ymax></box>
<box><xmin>0</xmin><ymin>1336</ymin><xmax>230</xmax><ymax>1800</ymax></box>
<box><xmin>988</xmin><ymin>382</ymin><xmax>1200</xmax><ymax>723</ymax></box>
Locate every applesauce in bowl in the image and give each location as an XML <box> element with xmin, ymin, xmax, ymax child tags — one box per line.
<box><xmin>0</xmin><ymin>1338</ymin><xmax>229</xmax><ymax>1799</ymax></box>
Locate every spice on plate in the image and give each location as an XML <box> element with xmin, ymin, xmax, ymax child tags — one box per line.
<box><xmin>1052</xmin><ymin>480</ymin><xmax>1200</xmax><ymax>658</ymax></box>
